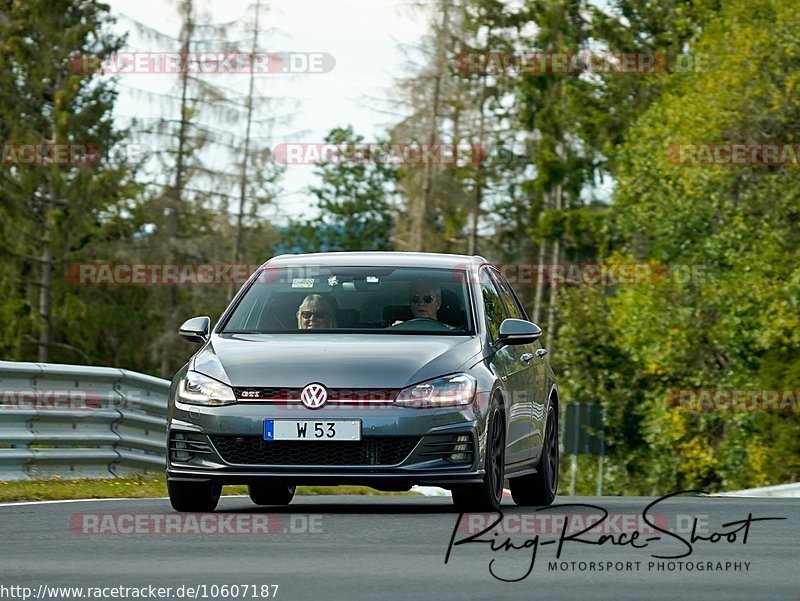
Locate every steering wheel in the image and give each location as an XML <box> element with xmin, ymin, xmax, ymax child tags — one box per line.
<box><xmin>389</xmin><ymin>317</ymin><xmax>452</xmax><ymax>331</ymax></box>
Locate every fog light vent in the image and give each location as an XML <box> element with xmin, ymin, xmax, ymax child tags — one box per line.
<box><xmin>449</xmin><ymin>434</ymin><xmax>471</xmax><ymax>462</ymax></box>
<box><xmin>171</xmin><ymin>432</ymin><xmax>191</xmax><ymax>461</ymax></box>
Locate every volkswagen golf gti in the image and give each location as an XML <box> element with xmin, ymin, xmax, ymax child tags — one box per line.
<box><xmin>166</xmin><ymin>252</ymin><xmax>559</xmax><ymax>511</ymax></box>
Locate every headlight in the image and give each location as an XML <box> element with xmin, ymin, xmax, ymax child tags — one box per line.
<box><xmin>178</xmin><ymin>371</ymin><xmax>237</xmax><ymax>406</ymax></box>
<box><xmin>395</xmin><ymin>373</ymin><xmax>476</xmax><ymax>408</ymax></box>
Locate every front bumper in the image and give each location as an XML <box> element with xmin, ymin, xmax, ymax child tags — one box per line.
<box><xmin>166</xmin><ymin>399</ymin><xmax>488</xmax><ymax>488</ymax></box>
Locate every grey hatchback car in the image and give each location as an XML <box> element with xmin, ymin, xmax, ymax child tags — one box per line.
<box><xmin>166</xmin><ymin>252</ymin><xmax>559</xmax><ymax>511</ymax></box>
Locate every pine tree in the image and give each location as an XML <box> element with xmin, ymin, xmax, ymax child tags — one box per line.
<box><xmin>0</xmin><ymin>0</ymin><xmax>136</xmax><ymax>362</ymax></box>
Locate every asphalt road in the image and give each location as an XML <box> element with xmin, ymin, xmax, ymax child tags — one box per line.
<box><xmin>0</xmin><ymin>494</ymin><xmax>797</xmax><ymax>601</ymax></box>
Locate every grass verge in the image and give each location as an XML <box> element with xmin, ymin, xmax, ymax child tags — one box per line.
<box><xmin>0</xmin><ymin>474</ymin><xmax>419</xmax><ymax>503</ymax></box>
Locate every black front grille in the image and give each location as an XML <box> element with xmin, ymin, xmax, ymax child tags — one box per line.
<box><xmin>233</xmin><ymin>387</ymin><xmax>399</xmax><ymax>402</ymax></box>
<box><xmin>210</xmin><ymin>435</ymin><xmax>420</xmax><ymax>466</ymax></box>
<box><xmin>234</xmin><ymin>387</ymin><xmax>299</xmax><ymax>400</ymax></box>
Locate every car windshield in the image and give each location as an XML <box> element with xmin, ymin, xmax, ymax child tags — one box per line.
<box><xmin>220</xmin><ymin>265</ymin><xmax>473</xmax><ymax>335</ymax></box>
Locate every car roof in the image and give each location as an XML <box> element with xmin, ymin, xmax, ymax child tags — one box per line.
<box><xmin>262</xmin><ymin>252</ymin><xmax>490</xmax><ymax>270</ymax></box>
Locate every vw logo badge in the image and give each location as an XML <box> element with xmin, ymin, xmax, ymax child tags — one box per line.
<box><xmin>300</xmin><ymin>383</ymin><xmax>327</xmax><ymax>409</ymax></box>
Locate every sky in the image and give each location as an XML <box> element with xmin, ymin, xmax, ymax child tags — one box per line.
<box><xmin>106</xmin><ymin>0</ymin><xmax>431</xmax><ymax>223</ymax></box>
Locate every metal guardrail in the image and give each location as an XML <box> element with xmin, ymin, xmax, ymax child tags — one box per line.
<box><xmin>0</xmin><ymin>361</ymin><xmax>170</xmax><ymax>480</ymax></box>
<box><xmin>712</xmin><ymin>482</ymin><xmax>800</xmax><ymax>498</ymax></box>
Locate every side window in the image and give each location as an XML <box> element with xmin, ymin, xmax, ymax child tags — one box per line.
<box><xmin>489</xmin><ymin>269</ymin><xmax>526</xmax><ymax>321</ymax></box>
<box><xmin>479</xmin><ymin>269</ymin><xmax>505</xmax><ymax>341</ymax></box>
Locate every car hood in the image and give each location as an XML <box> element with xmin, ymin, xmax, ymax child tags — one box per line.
<box><xmin>192</xmin><ymin>333</ymin><xmax>484</xmax><ymax>389</ymax></box>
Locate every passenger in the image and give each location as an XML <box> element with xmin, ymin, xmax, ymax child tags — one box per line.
<box><xmin>297</xmin><ymin>294</ymin><xmax>337</xmax><ymax>329</ymax></box>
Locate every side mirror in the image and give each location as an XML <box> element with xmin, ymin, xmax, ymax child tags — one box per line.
<box><xmin>179</xmin><ymin>316</ymin><xmax>211</xmax><ymax>343</ymax></box>
<box><xmin>495</xmin><ymin>318</ymin><xmax>542</xmax><ymax>348</ymax></box>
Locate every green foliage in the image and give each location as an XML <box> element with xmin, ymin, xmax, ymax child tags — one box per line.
<box><xmin>281</xmin><ymin>126</ymin><xmax>396</xmax><ymax>252</ymax></box>
<box><xmin>597</xmin><ymin>0</ymin><xmax>800</xmax><ymax>492</ymax></box>
<box><xmin>505</xmin><ymin>0</ymin><xmax>800</xmax><ymax>494</ymax></box>
<box><xmin>0</xmin><ymin>0</ymin><xmax>137</xmax><ymax>364</ymax></box>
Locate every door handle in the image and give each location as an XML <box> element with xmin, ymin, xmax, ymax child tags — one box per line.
<box><xmin>520</xmin><ymin>353</ymin><xmax>533</xmax><ymax>363</ymax></box>
<box><xmin>535</xmin><ymin>348</ymin><xmax>548</xmax><ymax>358</ymax></box>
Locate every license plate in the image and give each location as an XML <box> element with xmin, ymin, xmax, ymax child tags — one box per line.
<box><xmin>263</xmin><ymin>419</ymin><xmax>362</xmax><ymax>441</ymax></box>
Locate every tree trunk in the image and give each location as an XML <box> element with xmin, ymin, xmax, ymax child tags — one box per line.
<box><xmin>161</xmin><ymin>0</ymin><xmax>194</xmax><ymax>378</ymax></box>
<box><xmin>532</xmin><ymin>237</ymin><xmax>548</xmax><ymax>324</ymax></box>
<box><xmin>230</xmin><ymin>0</ymin><xmax>261</xmax><ymax>299</ymax></box>
<box><xmin>414</xmin><ymin>0</ymin><xmax>450</xmax><ymax>252</ymax></box>
<box><xmin>532</xmin><ymin>190</ymin><xmax>550</xmax><ymax>323</ymax></box>
<box><xmin>468</xmin><ymin>77</ymin><xmax>487</xmax><ymax>256</ymax></box>
<box><xmin>545</xmin><ymin>183</ymin><xmax>563</xmax><ymax>354</ymax></box>
<box><xmin>38</xmin><ymin>116</ymin><xmax>60</xmax><ymax>363</ymax></box>
<box><xmin>37</xmin><ymin>206</ymin><xmax>54</xmax><ymax>362</ymax></box>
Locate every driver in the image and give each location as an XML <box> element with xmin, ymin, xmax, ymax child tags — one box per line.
<box><xmin>409</xmin><ymin>282</ymin><xmax>442</xmax><ymax>319</ymax></box>
<box><xmin>392</xmin><ymin>282</ymin><xmax>443</xmax><ymax>325</ymax></box>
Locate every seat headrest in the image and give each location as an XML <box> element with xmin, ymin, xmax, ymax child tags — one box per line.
<box><xmin>337</xmin><ymin>308</ymin><xmax>360</xmax><ymax>327</ymax></box>
<box><xmin>437</xmin><ymin>290</ymin><xmax>465</xmax><ymax>327</ymax></box>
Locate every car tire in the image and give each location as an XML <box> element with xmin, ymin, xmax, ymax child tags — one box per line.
<box><xmin>168</xmin><ymin>479</ymin><xmax>222</xmax><ymax>512</ymax></box>
<box><xmin>248</xmin><ymin>483</ymin><xmax>296</xmax><ymax>506</ymax></box>
<box><xmin>452</xmin><ymin>398</ymin><xmax>505</xmax><ymax>512</ymax></box>
<box><xmin>509</xmin><ymin>402</ymin><xmax>558</xmax><ymax>506</ymax></box>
